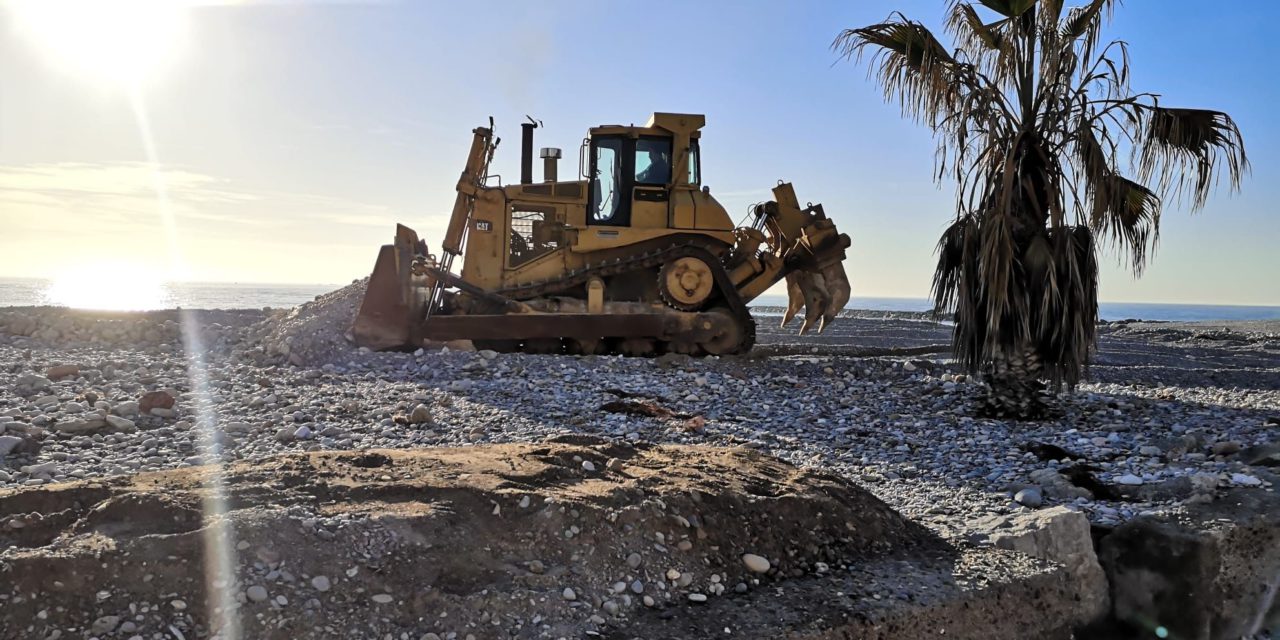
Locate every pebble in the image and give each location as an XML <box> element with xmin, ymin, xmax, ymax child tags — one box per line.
<box><xmin>1014</xmin><ymin>488</ymin><xmax>1043</xmax><ymax>508</ymax></box>
<box><xmin>245</xmin><ymin>585</ymin><xmax>269</xmax><ymax>602</ymax></box>
<box><xmin>1114</xmin><ymin>474</ymin><xmax>1145</xmax><ymax>486</ymax></box>
<box><xmin>410</xmin><ymin>403</ymin><xmax>432</xmax><ymax>424</ymax></box>
<box><xmin>562</xmin><ymin>587</ymin><xmax>577</xmax><ymax>601</ymax></box>
<box><xmin>742</xmin><ymin>553</ymin><xmax>770</xmax><ymax>573</ymax></box>
<box><xmin>371</xmin><ymin>593</ymin><xmax>394</xmax><ymax>604</ymax></box>
<box><xmin>311</xmin><ymin>575</ymin><xmax>331</xmax><ymax>592</ymax></box>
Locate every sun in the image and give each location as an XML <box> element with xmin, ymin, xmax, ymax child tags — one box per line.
<box><xmin>7</xmin><ymin>0</ymin><xmax>189</xmax><ymax>86</ymax></box>
<box><xmin>44</xmin><ymin>263</ymin><xmax>170</xmax><ymax>311</ymax></box>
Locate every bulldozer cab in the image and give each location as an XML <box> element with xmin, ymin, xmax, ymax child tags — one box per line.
<box><xmin>586</xmin><ymin>114</ymin><xmax>703</xmax><ymax>231</ymax></box>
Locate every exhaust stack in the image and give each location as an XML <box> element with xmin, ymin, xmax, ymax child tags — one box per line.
<box><xmin>520</xmin><ymin>118</ymin><xmax>538</xmax><ymax>184</ymax></box>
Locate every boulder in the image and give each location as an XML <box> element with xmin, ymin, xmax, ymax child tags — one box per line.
<box><xmin>0</xmin><ymin>435</ymin><xmax>25</xmax><ymax>457</ymax></box>
<box><xmin>966</xmin><ymin>506</ymin><xmax>1109</xmax><ymax>622</ymax></box>
<box><xmin>409</xmin><ymin>403</ymin><xmax>432</xmax><ymax>424</ymax></box>
<box><xmin>1099</xmin><ymin>486</ymin><xmax>1280</xmax><ymax>639</ymax></box>
<box><xmin>15</xmin><ymin>374</ymin><xmax>51</xmax><ymax>390</ymax></box>
<box><xmin>53</xmin><ymin>418</ymin><xmax>108</xmax><ymax>434</ymax></box>
<box><xmin>104</xmin><ymin>415</ymin><xmax>137</xmax><ymax>432</ymax></box>
<box><xmin>139</xmin><ymin>391</ymin><xmax>175</xmax><ymax>414</ymax></box>
<box><xmin>45</xmin><ymin>365</ymin><xmax>79</xmax><ymax>381</ymax></box>
<box><xmin>113</xmin><ymin>401</ymin><xmax>140</xmax><ymax>417</ymax></box>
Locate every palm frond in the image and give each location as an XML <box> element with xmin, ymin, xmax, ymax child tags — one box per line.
<box><xmin>1060</xmin><ymin>0</ymin><xmax>1114</xmax><ymax>62</ymax></box>
<box><xmin>978</xmin><ymin>0</ymin><xmax>1036</xmax><ymax>18</ymax></box>
<box><xmin>1089</xmin><ymin>173</ymin><xmax>1161</xmax><ymax>274</ymax></box>
<box><xmin>948</xmin><ymin>2</ymin><xmax>1006</xmax><ymax>52</ymax></box>
<box><xmin>1137</xmin><ymin>106</ymin><xmax>1249</xmax><ymax>210</ymax></box>
<box><xmin>833</xmin><ymin>18</ymin><xmax>966</xmax><ymax>126</ymax></box>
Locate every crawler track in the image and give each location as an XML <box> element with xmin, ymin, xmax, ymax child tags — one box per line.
<box><xmin>462</xmin><ymin>240</ymin><xmax>756</xmax><ymax>357</ymax></box>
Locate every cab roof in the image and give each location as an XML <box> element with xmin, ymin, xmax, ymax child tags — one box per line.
<box><xmin>589</xmin><ymin>113</ymin><xmax>705</xmax><ymax>138</ymax></box>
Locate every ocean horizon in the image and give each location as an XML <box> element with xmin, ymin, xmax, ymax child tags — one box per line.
<box><xmin>1</xmin><ymin>277</ymin><xmax>1277</xmax><ymax>323</ymax></box>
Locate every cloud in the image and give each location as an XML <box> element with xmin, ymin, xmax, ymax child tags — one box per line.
<box><xmin>0</xmin><ymin>161</ymin><xmax>421</xmax><ymax>282</ymax></box>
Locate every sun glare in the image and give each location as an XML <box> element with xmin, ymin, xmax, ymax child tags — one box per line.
<box><xmin>44</xmin><ymin>263</ymin><xmax>170</xmax><ymax>311</ymax></box>
<box><xmin>8</xmin><ymin>0</ymin><xmax>189</xmax><ymax>86</ymax></box>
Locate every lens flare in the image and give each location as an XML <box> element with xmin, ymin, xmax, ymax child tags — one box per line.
<box><xmin>7</xmin><ymin>0</ymin><xmax>189</xmax><ymax>86</ymax></box>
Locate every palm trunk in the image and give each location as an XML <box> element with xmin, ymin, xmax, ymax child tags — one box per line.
<box><xmin>980</xmin><ymin>343</ymin><xmax>1049</xmax><ymax>419</ymax></box>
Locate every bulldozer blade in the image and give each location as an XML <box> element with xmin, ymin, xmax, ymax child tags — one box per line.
<box><xmin>351</xmin><ymin>225</ymin><xmax>424</xmax><ymax>351</ymax></box>
<box><xmin>818</xmin><ymin>263</ymin><xmax>851</xmax><ymax>333</ymax></box>
<box><xmin>784</xmin><ymin>271</ymin><xmax>831</xmax><ymax>336</ymax></box>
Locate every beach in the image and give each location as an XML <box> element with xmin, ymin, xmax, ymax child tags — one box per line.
<box><xmin>1</xmin><ymin>284</ymin><xmax>1277</xmax><ymax>637</ymax></box>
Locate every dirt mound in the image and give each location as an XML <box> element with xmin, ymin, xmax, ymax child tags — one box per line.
<box><xmin>0</xmin><ymin>439</ymin><xmax>932</xmax><ymax>639</ymax></box>
<box><xmin>252</xmin><ymin>278</ymin><xmax>368</xmax><ymax>366</ymax></box>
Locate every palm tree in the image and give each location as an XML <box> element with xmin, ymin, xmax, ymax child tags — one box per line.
<box><xmin>835</xmin><ymin>0</ymin><xmax>1248</xmax><ymax>418</ymax></box>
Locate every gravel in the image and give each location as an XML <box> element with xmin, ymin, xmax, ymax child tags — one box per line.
<box><xmin>0</xmin><ymin>295</ymin><xmax>1277</xmax><ymax>535</ymax></box>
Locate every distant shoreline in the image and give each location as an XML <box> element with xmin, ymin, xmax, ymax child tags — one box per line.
<box><xmin>1</xmin><ymin>278</ymin><xmax>1277</xmax><ymax>323</ymax></box>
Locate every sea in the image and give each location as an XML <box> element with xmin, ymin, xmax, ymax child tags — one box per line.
<box><xmin>1</xmin><ymin>278</ymin><xmax>1277</xmax><ymax>323</ymax></box>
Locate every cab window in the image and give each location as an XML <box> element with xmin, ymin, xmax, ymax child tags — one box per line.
<box><xmin>687</xmin><ymin>138</ymin><xmax>700</xmax><ymax>185</ymax></box>
<box><xmin>590</xmin><ymin>136</ymin><xmax>624</xmax><ymax>222</ymax></box>
<box><xmin>635</xmin><ymin>137</ymin><xmax>672</xmax><ymax>185</ymax></box>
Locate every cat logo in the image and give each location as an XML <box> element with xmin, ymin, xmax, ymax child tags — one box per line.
<box><xmin>475</xmin><ymin>220</ymin><xmax>492</xmax><ymax>232</ymax></box>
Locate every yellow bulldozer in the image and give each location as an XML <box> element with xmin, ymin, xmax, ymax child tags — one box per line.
<box><xmin>351</xmin><ymin>113</ymin><xmax>851</xmax><ymax>356</ymax></box>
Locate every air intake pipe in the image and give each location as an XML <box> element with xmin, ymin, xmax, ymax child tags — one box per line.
<box><xmin>540</xmin><ymin>147</ymin><xmax>562</xmax><ymax>182</ymax></box>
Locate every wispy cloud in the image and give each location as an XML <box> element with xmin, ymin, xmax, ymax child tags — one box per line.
<box><xmin>0</xmin><ymin>162</ymin><xmax>421</xmax><ymax>282</ymax></box>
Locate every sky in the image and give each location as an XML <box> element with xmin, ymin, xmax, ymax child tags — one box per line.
<box><xmin>0</xmin><ymin>0</ymin><xmax>1276</xmax><ymax>305</ymax></box>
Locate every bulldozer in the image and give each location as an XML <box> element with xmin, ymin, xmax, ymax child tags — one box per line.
<box><xmin>351</xmin><ymin>113</ymin><xmax>851</xmax><ymax>356</ymax></box>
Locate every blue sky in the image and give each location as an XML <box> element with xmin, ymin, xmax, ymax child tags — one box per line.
<box><xmin>1</xmin><ymin>0</ymin><xmax>1276</xmax><ymax>305</ymax></box>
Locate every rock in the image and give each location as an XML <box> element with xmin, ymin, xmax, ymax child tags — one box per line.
<box><xmin>21</xmin><ymin>461</ymin><xmax>58</xmax><ymax>476</ymax></box>
<box><xmin>246</xmin><ymin>585</ymin><xmax>269</xmax><ymax>602</ymax></box>
<box><xmin>902</xmin><ymin>361</ymin><xmax>917</xmax><ymax>372</ymax></box>
<box><xmin>113</xmin><ymin>401</ymin><xmax>140</xmax><ymax>417</ymax></box>
<box><xmin>626</xmin><ymin>552</ymin><xmax>642</xmax><ymax>569</ymax></box>
<box><xmin>139</xmin><ymin>390</ymin><xmax>175</xmax><ymax>414</ymax></box>
<box><xmin>1029</xmin><ymin>468</ymin><xmax>1093</xmax><ymax>500</ymax></box>
<box><xmin>1014</xmin><ymin>487</ymin><xmax>1043</xmax><ymax>508</ymax></box>
<box><xmin>53</xmin><ymin>418</ymin><xmax>107</xmax><ymax>434</ymax></box>
<box><xmin>149</xmin><ymin>407</ymin><xmax>176</xmax><ymax>418</ymax></box>
<box><xmin>371</xmin><ymin>593</ymin><xmax>393</xmax><ymax>604</ymax></box>
<box><xmin>311</xmin><ymin>576</ymin><xmax>331</xmax><ymax>592</ymax></box>
<box><xmin>1099</xmin><ymin>488</ymin><xmax>1280</xmax><ymax>640</ymax></box>
<box><xmin>409</xmin><ymin>404</ymin><xmax>432</xmax><ymax>424</ymax></box>
<box><xmin>582</xmin><ymin>460</ymin><xmax>596</xmax><ymax>472</ymax></box>
<box><xmin>1230</xmin><ymin>473</ymin><xmax>1263</xmax><ymax>487</ymax></box>
<box><xmin>1212</xmin><ymin>441</ymin><xmax>1242</xmax><ymax>456</ymax></box>
<box><xmin>0</xmin><ymin>436</ymin><xmax>23</xmax><ymax>457</ymax></box>
<box><xmin>293</xmin><ymin>425</ymin><xmax>312</xmax><ymax>440</ymax></box>
<box><xmin>45</xmin><ymin>365</ymin><xmax>79</xmax><ymax>381</ymax></box>
<box><xmin>1138</xmin><ymin>445</ymin><xmax>1162</xmax><ymax>457</ymax></box>
<box><xmin>967</xmin><ymin>506</ymin><xmax>1108</xmax><ymax>621</ymax></box>
<box><xmin>687</xmin><ymin>593</ymin><xmax>708</xmax><ymax>603</ymax></box>
<box><xmin>104</xmin><ymin>415</ymin><xmax>137</xmax><ymax>432</ymax></box>
<box><xmin>562</xmin><ymin>587</ymin><xmax>576</xmax><ymax>601</ymax></box>
<box><xmin>91</xmin><ymin>615</ymin><xmax>121</xmax><ymax>635</ymax></box>
<box><xmin>742</xmin><ymin>553</ymin><xmax>770</xmax><ymax>573</ymax></box>
<box><xmin>15</xmin><ymin>374</ymin><xmax>51</xmax><ymax>390</ymax></box>
<box><xmin>1114</xmin><ymin>473</ymin><xmax>1145</xmax><ymax>486</ymax></box>
<box><xmin>1237</xmin><ymin>442</ymin><xmax>1280</xmax><ymax>467</ymax></box>
<box><xmin>275</xmin><ymin>428</ymin><xmax>295</xmax><ymax>443</ymax></box>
